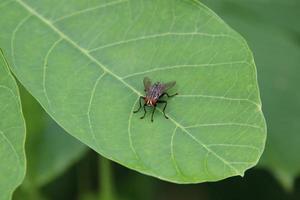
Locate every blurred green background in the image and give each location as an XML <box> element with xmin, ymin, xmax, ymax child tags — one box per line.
<box><xmin>13</xmin><ymin>0</ymin><xmax>300</xmax><ymax>199</ymax></box>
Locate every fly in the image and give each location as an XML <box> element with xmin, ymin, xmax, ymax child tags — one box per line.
<box><xmin>133</xmin><ymin>77</ymin><xmax>178</xmax><ymax>122</ymax></box>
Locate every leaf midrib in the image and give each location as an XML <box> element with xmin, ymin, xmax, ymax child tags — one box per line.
<box><xmin>14</xmin><ymin>0</ymin><xmax>249</xmax><ymax>175</ymax></box>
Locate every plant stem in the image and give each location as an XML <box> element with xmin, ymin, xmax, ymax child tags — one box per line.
<box><xmin>77</xmin><ymin>158</ymin><xmax>90</xmax><ymax>200</ymax></box>
<box><xmin>99</xmin><ymin>156</ymin><xmax>116</xmax><ymax>200</ymax></box>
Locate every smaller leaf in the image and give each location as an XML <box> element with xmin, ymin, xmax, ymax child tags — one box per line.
<box><xmin>0</xmin><ymin>49</ymin><xmax>26</xmax><ymax>200</ymax></box>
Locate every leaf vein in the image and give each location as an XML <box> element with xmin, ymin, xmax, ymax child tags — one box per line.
<box><xmin>42</xmin><ymin>38</ymin><xmax>63</xmax><ymax>112</ymax></box>
<box><xmin>127</xmin><ymin>96</ymin><xmax>140</xmax><ymax>160</ymax></box>
<box><xmin>11</xmin><ymin>14</ymin><xmax>32</xmax><ymax>71</ymax></box>
<box><xmin>206</xmin><ymin>144</ymin><xmax>260</xmax><ymax>152</ymax></box>
<box><xmin>170</xmin><ymin>126</ymin><xmax>184</xmax><ymax>177</ymax></box>
<box><xmin>52</xmin><ymin>0</ymin><xmax>128</xmax><ymax>23</ymax></box>
<box><xmin>122</xmin><ymin>61</ymin><xmax>250</xmax><ymax>79</ymax></box>
<box><xmin>185</xmin><ymin>122</ymin><xmax>262</xmax><ymax>130</ymax></box>
<box><xmin>0</xmin><ymin>130</ymin><xmax>22</xmax><ymax>180</ymax></box>
<box><xmin>88</xmin><ymin>32</ymin><xmax>236</xmax><ymax>52</ymax></box>
<box><xmin>87</xmin><ymin>72</ymin><xmax>106</xmax><ymax>147</ymax></box>
<box><xmin>177</xmin><ymin>94</ymin><xmax>260</xmax><ymax>107</ymax></box>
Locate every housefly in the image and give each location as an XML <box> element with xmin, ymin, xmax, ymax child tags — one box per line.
<box><xmin>133</xmin><ymin>77</ymin><xmax>178</xmax><ymax>122</ymax></box>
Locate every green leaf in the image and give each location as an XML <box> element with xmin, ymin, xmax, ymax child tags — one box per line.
<box><xmin>0</xmin><ymin>0</ymin><xmax>266</xmax><ymax>183</ymax></box>
<box><xmin>0</xmin><ymin>49</ymin><xmax>26</xmax><ymax>199</ymax></box>
<box><xmin>201</xmin><ymin>0</ymin><xmax>300</xmax><ymax>189</ymax></box>
<box><xmin>20</xmin><ymin>87</ymin><xmax>88</xmax><ymax>187</ymax></box>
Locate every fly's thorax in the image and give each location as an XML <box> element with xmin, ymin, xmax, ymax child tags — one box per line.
<box><xmin>144</xmin><ymin>82</ymin><xmax>164</xmax><ymax>106</ymax></box>
<box><xmin>146</xmin><ymin>82</ymin><xmax>164</xmax><ymax>99</ymax></box>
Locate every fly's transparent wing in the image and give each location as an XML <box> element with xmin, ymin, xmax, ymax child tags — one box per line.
<box><xmin>162</xmin><ymin>81</ymin><xmax>176</xmax><ymax>92</ymax></box>
<box><xmin>143</xmin><ymin>77</ymin><xmax>152</xmax><ymax>91</ymax></box>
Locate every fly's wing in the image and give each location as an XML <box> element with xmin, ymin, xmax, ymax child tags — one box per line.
<box><xmin>143</xmin><ymin>77</ymin><xmax>152</xmax><ymax>91</ymax></box>
<box><xmin>162</xmin><ymin>81</ymin><xmax>176</xmax><ymax>92</ymax></box>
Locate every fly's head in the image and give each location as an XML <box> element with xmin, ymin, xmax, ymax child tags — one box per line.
<box><xmin>144</xmin><ymin>96</ymin><xmax>157</xmax><ymax>107</ymax></box>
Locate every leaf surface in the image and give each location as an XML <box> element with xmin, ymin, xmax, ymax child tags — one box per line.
<box><xmin>0</xmin><ymin>0</ymin><xmax>266</xmax><ymax>183</ymax></box>
<box><xmin>0</xmin><ymin>49</ymin><xmax>26</xmax><ymax>199</ymax></box>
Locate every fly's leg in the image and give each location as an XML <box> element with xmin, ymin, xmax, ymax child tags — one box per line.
<box><xmin>133</xmin><ymin>96</ymin><xmax>144</xmax><ymax>113</ymax></box>
<box><xmin>158</xmin><ymin>100</ymin><xmax>168</xmax><ymax>119</ymax></box>
<box><xmin>140</xmin><ymin>104</ymin><xmax>147</xmax><ymax>119</ymax></box>
<box><xmin>151</xmin><ymin>105</ymin><xmax>157</xmax><ymax>122</ymax></box>
<box><xmin>160</xmin><ymin>92</ymin><xmax>178</xmax><ymax>98</ymax></box>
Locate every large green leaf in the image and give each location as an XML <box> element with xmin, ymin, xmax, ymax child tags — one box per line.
<box><xmin>201</xmin><ymin>0</ymin><xmax>300</xmax><ymax>188</ymax></box>
<box><xmin>0</xmin><ymin>49</ymin><xmax>26</xmax><ymax>199</ymax></box>
<box><xmin>0</xmin><ymin>0</ymin><xmax>266</xmax><ymax>183</ymax></box>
